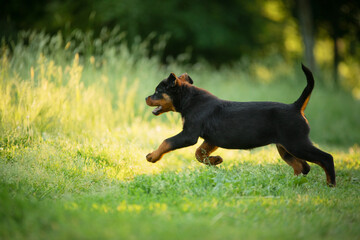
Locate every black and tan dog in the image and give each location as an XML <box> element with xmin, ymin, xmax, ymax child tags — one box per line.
<box><xmin>145</xmin><ymin>64</ymin><xmax>336</xmax><ymax>186</ymax></box>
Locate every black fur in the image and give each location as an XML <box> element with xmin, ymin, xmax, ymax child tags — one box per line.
<box><xmin>146</xmin><ymin>65</ymin><xmax>336</xmax><ymax>186</ymax></box>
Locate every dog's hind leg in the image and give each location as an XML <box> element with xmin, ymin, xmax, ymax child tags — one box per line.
<box><xmin>281</xmin><ymin>142</ymin><xmax>336</xmax><ymax>186</ymax></box>
<box><xmin>276</xmin><ymin>144</ymin><xmax>310</xmax><ymax>175</ymax></box>
<box><xmin>195</xmin><ymin>140</ymin><xmax>223</xmax><ymax>165</ymax></box>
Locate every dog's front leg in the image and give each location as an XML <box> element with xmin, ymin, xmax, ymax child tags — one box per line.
<box><xmin>146</xmin><ymin>131</ymin><xmax>199</xmax><ymax>163</ymax></box>
<box><xmin>146</xmin><ymin>140</ymin><xmax>172</xmax><ymax>163</ymax></box>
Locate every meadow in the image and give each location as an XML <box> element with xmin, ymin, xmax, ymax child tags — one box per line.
<box><xmin>1</xmin><ymin>30</ymin><xmax>360</xmax><ymax>239</ymax></box>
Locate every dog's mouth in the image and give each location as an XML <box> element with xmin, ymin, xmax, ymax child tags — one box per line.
<box><xmin>146</xmin><ymin>96</ymin><xmax>162</xmax><ymax>115</ymax></box>
<box><xmin>152</xmin><ymin>106</ymin><xmax>162</xmax><ymax>115</ymax></box>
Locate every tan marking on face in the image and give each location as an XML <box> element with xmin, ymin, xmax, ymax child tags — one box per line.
<box><xmin>146</xmin><ymin>93</ymin><xmax>175</xmax><ymax>115</ymax></box>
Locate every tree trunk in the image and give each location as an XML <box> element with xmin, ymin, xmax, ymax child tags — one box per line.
<box><xmin>333</xmin><ymin>36</ymin><xmax>339</xmax><ymax>85</ymax></box>
<box><xmin>297</xmin><ymin>0</ymin><xmax>316</xmax><ymax>71</ymax></box>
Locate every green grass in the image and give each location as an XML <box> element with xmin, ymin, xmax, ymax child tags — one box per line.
<box><xmin>1</xmin><ymin>30</ymin><xmax>360</xmax><ymax>239</ymax></box>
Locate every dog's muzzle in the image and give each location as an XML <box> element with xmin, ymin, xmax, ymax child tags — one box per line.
<box><xmin>146</xmin><ymin>96</ymin><xmax>162</xmax><ymax>115</ymax></box>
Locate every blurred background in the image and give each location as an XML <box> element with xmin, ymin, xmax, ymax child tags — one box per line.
<box><xmin>1</xmin><ymin>0</ymin><xmax>359</xmax><ymax>88</ymax></box>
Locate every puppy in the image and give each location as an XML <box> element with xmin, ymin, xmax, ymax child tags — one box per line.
<box><xmin>145</xmin><ymin>64</ymin><xmax>336</xmax><ymax>186</ymax></box>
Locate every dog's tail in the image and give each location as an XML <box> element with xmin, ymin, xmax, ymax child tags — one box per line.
<box><xmin>294</xmin><ymin>64</ymin><xmax>314</xmax><ymax>114</ymax></box>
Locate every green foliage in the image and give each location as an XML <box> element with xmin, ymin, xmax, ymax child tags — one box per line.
<box><xmin>0</xmin><ymin>0</ymin><xmax>290</xmax><ymax>63</ymax></box>
<box><xmin>2</xmin><ymin>0</ymin><xmax>359</xmax><ymax>76</ymax></box>
<box><xmin>1</xmin><ymin>31</ymin><xmax>360</xmax><ymax>239</ymax></box>
<box><xmin>93</xmin><ymin>0</ymin><xmax>286</xmax><ymax>63</ymax></box>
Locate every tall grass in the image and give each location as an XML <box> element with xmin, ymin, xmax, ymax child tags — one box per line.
<box><xmin>1</xmin><ymin>30</ymin><xmax>155</xmax><ymax>144</ymax></box>
<box><xmin>1</xmin><ymin>29</ymin><xmax>360</xmax><ymax>148</ymax></box>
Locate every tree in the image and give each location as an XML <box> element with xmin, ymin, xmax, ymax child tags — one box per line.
<box><xmin>296</xmin><ymin>0</ymin><xmax>316</xmax><ymax>71</ymax></box>
<box><xmin>313</xmin><ymin>0</ymin><xmax>360</xmax><ymax>85</ymax></box>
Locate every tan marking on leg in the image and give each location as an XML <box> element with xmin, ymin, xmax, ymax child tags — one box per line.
<box><xmin>195</xmin><ymin>141</ymin><xmax>223</xmax><ymax>165</ymax></box>
<box><xmin>146</xmin><ymin>93</ymin><xmax>175</xmax><ymax>115</ymax></box>
<box><xmin>277</xmin><ymin>144</ymin><xmax>307</xmax><ymax>175</ymax></box>
<box><xmin>146</xmin><ymin>140</ymin><xmax>172</xmax><ymax>163</ymax></box>
<box><xmin>317</xmin><ymin>161</ymin><xmax>335</xmax><ymax>187</ymax></box>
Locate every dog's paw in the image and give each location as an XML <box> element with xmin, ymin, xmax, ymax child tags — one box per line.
<box><xmin>146</xmin><ymin>153</ymin><xmax>154</xmax><ymax>162</ymax></box>
<box><xmin>209</xmin><ymin>156</ymin><xmax>223</xmax><ymax>165</ymax></box>
<box><xmin>146</xmin><ymin>152</ymin><xmax>159</xmax><ymax>163</ymax></box>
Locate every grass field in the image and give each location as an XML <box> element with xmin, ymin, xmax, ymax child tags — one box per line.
<box><xmin>1</xmin><ymin>31</ymin><xmax>360</xmax><ymax>239</ymax></box>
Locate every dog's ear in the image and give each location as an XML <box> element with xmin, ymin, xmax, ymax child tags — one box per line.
<box><xmin>167</xmin><ymin>73</ymin><xmax>182</xmax><ymax>87</ymax></box>
<box><xmin>178</xmin><ymin>73</ymin><xmax>193</xmax><ymax>84</ymax></box>
<box><xmin>168</xmin><ymin>73</ymin><xmax>177</xmax><ymax>82</ymax></box>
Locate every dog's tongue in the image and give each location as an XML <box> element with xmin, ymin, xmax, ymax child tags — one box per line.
<box><xmin>152</xmin><ymin>106</ymin><xmax>162</xmax><ymax>115</ymax></box>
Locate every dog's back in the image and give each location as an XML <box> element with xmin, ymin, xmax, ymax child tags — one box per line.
<box><xmin>199</xmin><ymin>100</ymin><xmax>307</xmax><ymax>149</ymax></box>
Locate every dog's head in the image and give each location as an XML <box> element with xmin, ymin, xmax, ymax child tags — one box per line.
<box><xmin>146</xmin><ymin>73</ymin><xmax>193</xmax><ymax>115</ymax></box>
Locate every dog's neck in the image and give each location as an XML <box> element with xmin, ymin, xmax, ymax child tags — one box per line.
<box><xmin>173</xmin><ymin>85</ymin><xmax>218</xmax><ymax>117</ymax></box>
